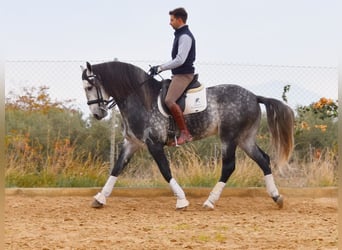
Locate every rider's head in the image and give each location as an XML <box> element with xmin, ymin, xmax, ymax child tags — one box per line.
<box><xmin>169</xmin><ymin>7</ymin><xmax>187</xmax><ymax>30</ymax></box>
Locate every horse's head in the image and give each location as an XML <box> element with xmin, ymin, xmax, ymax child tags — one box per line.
<box><xmin>81</xmin><ymin>62</ymin><xmax>111</xmax><ymax>120</ymax></box>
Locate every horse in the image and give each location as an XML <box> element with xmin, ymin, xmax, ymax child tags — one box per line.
<box><xmin>80</xmin><ymin>60</ymin><xmax>294</xmax><ymax>210</ymax></box>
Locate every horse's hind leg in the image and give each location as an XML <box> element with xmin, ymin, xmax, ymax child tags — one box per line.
<box><xmin>203</xmin><ymin>141</ymin><xmax>237</xmax><ymax>209</ymax></box>
<box><xmin>146</xmin><ymin>140</ymin><xmax>189</xmax><ymax>210</ymax></box>
<box><xmin>241</xmin><ymin>142</ymin><xmax>283</xmax><ymax>208</ymax></box>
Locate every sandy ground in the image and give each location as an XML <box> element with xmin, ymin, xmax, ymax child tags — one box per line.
<box><xmin>5</xmin><ymin>192</ymin><xmax>337</xmax><ymax>250</ymax></box>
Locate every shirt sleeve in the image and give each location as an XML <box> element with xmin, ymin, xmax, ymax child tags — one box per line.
<box><xmin>160</xmin><ymin>34</ymin><xmax>192</xmax><ymax>71</ymax></box>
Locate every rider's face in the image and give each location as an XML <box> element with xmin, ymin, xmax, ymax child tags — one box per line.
<box><xmin>169</xmin><ymin>15</ymin><xmax>183</xmax><ymax>30</ymax></box>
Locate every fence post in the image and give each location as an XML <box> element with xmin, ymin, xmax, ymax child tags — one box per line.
<box><xmin>110</xmin><ymin>110</ymin><xmax>116</xmax><ymax>171</ymax></box>
<box><xmin>110</xmin><ymin>58</ymin><xmax>119</xmax><ymax>171</ymax></box>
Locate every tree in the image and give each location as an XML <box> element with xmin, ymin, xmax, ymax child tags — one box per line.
<box><xmin>294</xmin><ymin>98</ymin><xmax>338</xmax><ymax>160</ymax></box>
<box><xmin>5</xmin><ymin>86</ymin><xmax>112</xmax><ymax>172</ymax></box>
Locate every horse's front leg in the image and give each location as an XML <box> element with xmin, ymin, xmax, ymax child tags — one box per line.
<box><xmin>92</xmin><ymin>139</ymin><xmax>140</xmax><ymax>208</ymax></box>
<box><xmin>146</xmin><ymin>140</ymin><xmax>189</xmax><ymax>210</ymax></box>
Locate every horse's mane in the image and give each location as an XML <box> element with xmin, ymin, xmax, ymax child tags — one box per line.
<box><xmin>92</xmin><ymin>61</ymin><xmax>160</xmax><ymax>109</ymax></box>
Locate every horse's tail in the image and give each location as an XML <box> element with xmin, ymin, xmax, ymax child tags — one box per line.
<box><xmin>257</xmin><ymin>96</ymin><xmax>294</xmax><ymax>167</ymax></box>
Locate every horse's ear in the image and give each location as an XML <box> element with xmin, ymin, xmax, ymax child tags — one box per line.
<box><xmin>86</xmin><ymin>62</ymin><xmax>92</xmax><ymax>72</ymax></box>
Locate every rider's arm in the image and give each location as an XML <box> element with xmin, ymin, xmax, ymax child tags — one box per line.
<box><xmin>159</xmin><ymin>34</ymin><xmax>192</xmax><ymax>71</ymax></box>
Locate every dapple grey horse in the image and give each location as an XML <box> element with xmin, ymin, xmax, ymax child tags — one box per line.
<box><xmin>81</xmin><ymin>61</ymin><xmax>294</xmax><ymax>210</ymax></box>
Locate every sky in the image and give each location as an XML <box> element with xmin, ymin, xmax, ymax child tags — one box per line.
<box><xmin>2</xmin><ymin>0</ymin><xmax>341</xmax><ymax>66</ymax></box>
<box><xmin>2</xmin><ymin>1</ymin><xmax>341</xmax><ymax>116</ymax></box>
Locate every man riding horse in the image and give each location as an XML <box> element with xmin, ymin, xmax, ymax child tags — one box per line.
<box><xmin>81</xmin><ymin>8</ymin><xmax>294</xmax><ymax>211</ymax></box>
<box><xmin>150</xmin><ymin>7</ymin><xmax>195</xmax><ymax>146</ymax></box>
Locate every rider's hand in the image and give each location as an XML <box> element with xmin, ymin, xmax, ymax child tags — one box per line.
<box><xmin>149</xmin><ymin>65</ymin><xmax>161</xmax><ymax>76</ymax></box>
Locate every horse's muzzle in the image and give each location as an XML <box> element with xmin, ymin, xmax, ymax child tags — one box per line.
<box><xmin>93</xmin><ymin>108</ymin><xmax>108</xmax><ymax>120</ymax></box>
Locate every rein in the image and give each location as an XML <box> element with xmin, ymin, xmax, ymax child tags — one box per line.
<box><xmin>84</xmin><ymin>71</ymin><xmax>158</xmax><ymax>110</ymax></box>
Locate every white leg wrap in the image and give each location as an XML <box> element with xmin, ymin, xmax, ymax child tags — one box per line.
<box><xmin>94</xmin><ymin>192</ymin><xmax>106</xmax><ymax>205</ymax></box>
<box><xmin>169</xmin><ymin>178</ymin><xmax>186</xmax><ymax>199</ymax></box>
<box><xmin>94</xmin><ymin>176</ymin><xmax>117</xmax><ymax>205</ymax></box>
<box><xmin>203</xmin><ymin>182</ymin><xmax>225</xmax><ymax>209</ymax></box>
<box><xmin>264</xmin><ymin>174</ymin><xmax>279</xmax><ymax>197</ymax></box>
<box><xmin>169</xmin><ymin>178</ymin><xmax>189</xmax><ymax>209</ymax></box>
<box><xmin>102</xmin><ymin>175</ymin><xmax>117</xmax><ymax>197</ymax></box>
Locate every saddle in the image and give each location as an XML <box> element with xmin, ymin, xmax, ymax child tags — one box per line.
<box><xmin>157</xmin><ymin>74</ymin><xmax>207</xmax><ymax>144</ymax></box>
<box><xmin>159</xmin><ymin>74</ymin><xmax>206</xmax><ymax>116</ymax></box>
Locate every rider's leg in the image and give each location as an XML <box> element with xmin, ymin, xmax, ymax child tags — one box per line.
<box><xmin>165</xmin><ymin>74</ymin><xmax>194</xmax><ymax>146</ymax></box>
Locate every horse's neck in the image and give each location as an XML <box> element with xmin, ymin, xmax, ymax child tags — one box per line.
<box><xmin>115</xmin><ymin>79</ymin><xmax>160</xmax><ymax>125</ymax></box>
<box><xmin>146</xmin><ymin>77</ymin><xmax>162</xmax><ymax>92</ymax></box>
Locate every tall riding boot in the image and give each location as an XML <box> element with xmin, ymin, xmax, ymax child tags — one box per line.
<box><xmin>169</xmin><ymin>103</ymin><xmax>193</xmax><ymax>146</ymax></box>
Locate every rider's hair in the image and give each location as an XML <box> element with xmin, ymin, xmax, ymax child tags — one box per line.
<box><xmin>169</xmin><ymin>7</ymin><xmax>188</xmax><ymax>23</ymax></box>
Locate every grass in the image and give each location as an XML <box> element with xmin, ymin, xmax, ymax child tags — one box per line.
<box><xmin>275</xmin><ymin>149</ymin><xmax>338</xmax><ymax>187</ymax></box>
<box><xmin>5</xmin><ymin>142</ymin><xmax>337</xmax><ymax>188</ymax></box>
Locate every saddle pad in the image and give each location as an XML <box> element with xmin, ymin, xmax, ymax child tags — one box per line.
<box><xmin>158</xmin><ymin>86</ymin><xmax>207</xmax><ymax>117</ymax></box>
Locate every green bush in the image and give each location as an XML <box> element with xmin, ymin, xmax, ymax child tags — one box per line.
<box><xmin>5</xmin><ymin>85</ymin><xmax>338</xmax><ymax>187</ymax></box>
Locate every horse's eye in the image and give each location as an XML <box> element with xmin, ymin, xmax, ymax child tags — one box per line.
<box><xmin>86</xmin><ymin>86</ymin><xmax>93</xmax><ymax>91</ymax></box>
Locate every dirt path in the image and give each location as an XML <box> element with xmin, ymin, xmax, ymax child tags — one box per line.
<box><xmin>5</xmin><ymin>193</ymin><xmax>337</xmax><ymax>249</ymax></box>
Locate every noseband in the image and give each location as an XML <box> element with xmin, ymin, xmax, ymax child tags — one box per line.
<box><xmin>83</xmin><ymin>73</ymin><xmax>116</xmax><ymax>110</ymax></box>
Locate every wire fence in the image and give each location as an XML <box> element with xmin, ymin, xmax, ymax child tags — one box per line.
<box><xmin>5</xmin><ymin>60</ymin><xmax>338</xmax><ymax>117</ymax></box>
<box><xmin>5</xmin><ymin>60</ymin><xmax>338</xmax><ymax>172</ymax></box>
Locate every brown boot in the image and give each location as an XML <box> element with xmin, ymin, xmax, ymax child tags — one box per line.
<box><xmin>169</xmin><ymin>104</ymin><xmax>193</xmax><ymax>146</ymax></box>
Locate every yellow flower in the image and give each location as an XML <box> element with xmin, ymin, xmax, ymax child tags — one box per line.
<box><xmin>313</xmin><ymin>100</ymin><xmax>323</xmax><ymax>109</ymax></box>
<box><xmin>326</xmin><ymin>98</ymin><xmax>334</xmax><ymax>105</ymax></box>
<box><xmin>301</xmin><ymin>122</ymin><xmax>310</xmax><ymax>130</ymax></box>
<box><xmin>319</xmin><ymin>97</ymin><xmax>328</xmax><ymax>104</ymax></box>
<box><xmin>314</xmin><ymin>124</ymin><xmax>327</xmax><ymax>132</ymax></box>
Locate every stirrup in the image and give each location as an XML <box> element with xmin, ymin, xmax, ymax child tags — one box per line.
<box><xmin>169</xmin><ymin>134</ymin><xmax>193</xmax><ymax>147</ymax></box>
<box><xmin>169</xmin><ymin>136</ymin><xmax>179</xmax><ymax>147</ymax></box>
<box><xmin>174</xmin><ymin>135</ymin><xmax>180</xmax><ymax>147</ymax></box>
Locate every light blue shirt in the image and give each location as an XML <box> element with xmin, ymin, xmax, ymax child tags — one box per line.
<box><xmin>160</xmin><ymin>34</ymin><xmax>192</xmax><ymax>71</ymax></box>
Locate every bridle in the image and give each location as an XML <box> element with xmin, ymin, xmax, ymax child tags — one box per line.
<box><xmin>83</xmin><ymin>67</ymin><xmax>161</xmax><ymax>110</ymax></box>
<box><xmin>82</xmin><ymin>73</ymin><xmax>116</xmax><ymax>110</ymax></box>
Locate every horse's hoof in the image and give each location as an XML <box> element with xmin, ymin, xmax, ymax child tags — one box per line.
<box><xmin>273</xmin><ymin>195</ymin><xmax>284</xmax><ymax>209</ymax></box>
<box><xmin>176</xmin><ymin>199</ymin><xmax>189</xmax><ymax>210</ymax></box>
<box><xmin>203</xmin><ymin>200</ymin><xmax>214</xmax><ymax>210</ymax></box>
<box><xmin>91</xmin><ymin>199</ymin><xmax>104</xmax><ymax>209</ymax></box>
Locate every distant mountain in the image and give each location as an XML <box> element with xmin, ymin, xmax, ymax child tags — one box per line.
<box><xmin>244</xmin><ymin>81</ymin><xmax>327</xmax><ymax>109</ymax></box>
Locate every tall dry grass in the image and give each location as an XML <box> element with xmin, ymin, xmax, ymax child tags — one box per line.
<box><xmin>5</xmin><ymin>136</ymin><xmax>109</xmax><ymax>187</ymax></box>
<box><xmin>275</xmin><ymin>149</ymin><xmax>337</xmax><ymax>187</ymax></box>
<box><xmin>99</xmin><ymin>145</ymin><xmax>337</xmax><ymax>188</ymax></box>
<box><xmin>6</xmin><ymin>140</ymin><xmax>337</xmax><ymax>188</ymax></box>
